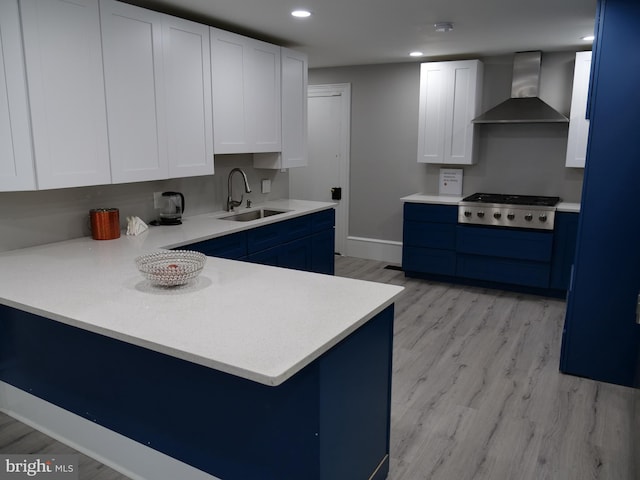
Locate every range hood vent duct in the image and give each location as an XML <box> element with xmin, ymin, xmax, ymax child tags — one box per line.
<box><xmin>472</xmin><ymin>51</ymin><xmax>569</xmax><ymax>124</ymax></box>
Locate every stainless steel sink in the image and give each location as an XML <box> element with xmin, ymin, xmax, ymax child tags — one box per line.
<box><xmin>219</xmin><ymin>208</ymin><xmax>289</xmax><ymax>222</ymax></box>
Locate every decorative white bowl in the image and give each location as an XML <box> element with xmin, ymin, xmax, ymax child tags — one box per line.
<box><xmin>135</xmin><ymin>250</ymin><xmax>206</xmax><ymax>287</ymax></box>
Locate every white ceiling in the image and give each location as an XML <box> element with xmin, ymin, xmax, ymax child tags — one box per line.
<box><xmin>124</xmin><ymin>0</ymin><xmax>597</xmax><ymax>68</ymax></box>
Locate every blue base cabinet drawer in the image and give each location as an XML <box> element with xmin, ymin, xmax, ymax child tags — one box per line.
<box><xmin>402</xmin><ymin>246</ymin><xmax>456</xmax><ymax>276</ymax></box>
<box><xmin>456</xmin><ymin>225</ymin><xmax>553</xmax><ymax>262</ymax></box>
<box><xmin>179</xmin><ymin>231</ymin><xmax>247</xmax><ymax>260</ymax></box>
<box><xmin>457</xmin><ymin>254</ymin><xmax>551</xmax><ymax>288</ymax></box>
<box><xmin>404</xmin><ymin>203</ymin><xmax>457</xmax><ymax>223</ymax></box>
<box><xmin>404</xmin><ymin>221</ymin><xmax>456</xmax><ymax>250</ymax></box>
<box><xmin>247</xmin><ymin>237</ymin><xmax>313</xmax><ymax>271</ymax></box>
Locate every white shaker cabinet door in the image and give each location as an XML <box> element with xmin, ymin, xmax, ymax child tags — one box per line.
<box><xmin>100</xmin><ymin>0</ymin><xmax>167</xmax><ymax>183</ymax></box>
<box><xmin>417</xmin><ymin>63</ymin><xmax>447</xmax><ymax>163</ymax></box>
<box><xmin>210</xmin><ymin>28</ymin><xmax>250</xmax><ymax>153</ymax></box>
<box><xmin>566</xmin><ymin>51</ymin><xmax>592</xmax><ymax>168</ymax></box>
<box><xmin>279</xmin><ymin>47</ymin><xmax>306</xmax><ymax>167</ymax></box>
<box><xmin>254</xmin><ymin>47</ymin><xmax>308</xmax><ymax>169</ymax></box>
<box><xmin>0</xmin><ymin>0</ymin><xmax>35</xmax><ymax>191</ymax></box>
<box><xmin>248</xmin><ymin>39</ymin><xmax>281</xmax><ymax>153</ymax></box>
<box><xmin>163</xmin><ymin>16</ymin><xmax>214</xmax><ymax>177</ymax></box>
<box><xmin>211</xmin><ymin>28</ymin><xmax>281</xmax><ymax>154</ymax></box>
<box><xmin>20</xmin><ymin>0</ymin><xmax>111</xmax><ymax>189</ymax></box>
<box><xmin>418</xmin><ymin>60</ymin><xmax>482</xmax><ymax>165</ymax></box>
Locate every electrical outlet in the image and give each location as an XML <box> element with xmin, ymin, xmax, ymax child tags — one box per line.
<box><xmin>261</xmin><ymin>179</ymin><xmax>271</xmax><ymax>194</ymax></box>
<box><xmin>153</xmin><ymin>192</ymin><xmax>163</xmax><ymax>208</ymax></box>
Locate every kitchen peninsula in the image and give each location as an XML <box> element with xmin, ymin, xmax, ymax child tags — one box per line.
<box><xmin>0</xmin><ymin>200</ymin><xmax>403</xmax><ymax>480</ymax></box>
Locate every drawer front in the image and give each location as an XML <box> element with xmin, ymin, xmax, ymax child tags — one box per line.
<box><xmin>402</xmin><ymin>246</ymin><xmax>456</xmax><ymax>276</ymax></box>
<box><xmin>456</xmin><ymin>226</ymin><xmax>553</xmax><ymax>262</ymax></box>
<box><xmin>281</xmin><ymin>215</ymin><xmax>313</xmax><ymax>243</ymax></box>
<box><xmin>311</xmin><ymin>208</ymin><xmax>335</xmax><ymax>232</ymax></box>
<box><xmin>248</xmin><ymin>222</ymin><xmax>283</xmax><ymax>253</ymax></box>
<box><xmin>404</xmin><ymin>203</ymin><xmax>458</xmax><ymax>223</ymax></box>
<box><xmin>181</xmin><ymin>232</ymin><xmax>247</xmax><ymax>259</ymax></box>
<box><xmin>248</xmin><ymin>215</ymin><xmax>313</xmax><ymax>254</ymax></box>
<box><xmin>456</xmin><ymin>254</ymin><xmax>550</xmax><ymax>288</ymax></box>
<box><xmin>403</xmin><ymin>221</ymin><xmax>456</xmax><ymax>250</ymax></box>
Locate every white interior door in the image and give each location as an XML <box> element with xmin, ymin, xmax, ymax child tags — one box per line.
<box><xmin>289</xmin><ymin>84</ymin><xmax>350</xmax><ymax>255</ymax></box>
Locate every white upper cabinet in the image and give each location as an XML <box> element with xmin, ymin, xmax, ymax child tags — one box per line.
<box><xmin>101</xmin><ymin>0</ymin><xmax>213</xmax><ymax>183</ymax></box>
<box><xmin>100</xmin><ymin>0</ymin><xmax>166</xmax><ymax>183</ymax></box>
<box><xmin>417</xmin><ymin>60</ymin><xmax>483</xmax><ymax>165</ymax></box>
<box><xmin>20</xmin><ymin>0</ymin><xmax>111</xmax><ymax>189</ymax></box>
<box><xmin>0</xmin><ymin>0</ymin><xmax>35</xmax><ymax>191</ymax></box>
<box><xmin>254</xmin><ymin>47</ymin><xmax>308</xmax><ymax>169</ymax></box>
<box><xmin>163</xmin><ymin>16</ymin><xmax>214</xmax><ymax>178</ymax></box>
<box><xmin>210</xmin><ymin>28</ymin><xmax>281</xmax><ymax>154</ymax></box>
<box><xmin>566</xmin><ymin>51</ymin><xmax>592</xmax><ymax>168</ymax></box>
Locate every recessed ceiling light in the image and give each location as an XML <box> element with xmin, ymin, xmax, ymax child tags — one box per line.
<box><xmin>291</xmin><ymin>9</ymin><xmax>311</xmax><ymax>18</ymax></box>
<box><xmin>434</xmin><ymin>22</ymin><xmax>454</xmax><ymax>33</ymax></box>
<box><xmin>409</xmin><ymin>51</ymin><xmax>424</xmax><ymax>57</ymax></box>
<box><xmin>581</xmin><ymin>35</ymin><xmax>595</xmax><ymax>41</ymax></box>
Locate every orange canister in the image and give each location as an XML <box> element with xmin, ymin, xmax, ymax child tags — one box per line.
<box><xmin>90</xmin><ymin>208</ymin><xmax>121</xmax><ymax>240</ymax></box>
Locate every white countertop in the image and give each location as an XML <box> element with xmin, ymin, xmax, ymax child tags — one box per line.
<box><xmin>0</xmin><ymin>200</ymin><xmax>403</xmax><ymax>386</ymax></box>
<box><xmin>401</xmin><ymin>193</ymin><xmax>463</xmax><ymax>204</ymax></box>
<box><xmin>401</xmin><ymin>193</ymin><xmax>581</xmax><ymax>213</ymax></box>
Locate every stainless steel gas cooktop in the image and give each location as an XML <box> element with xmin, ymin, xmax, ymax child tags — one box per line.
<box><xmin>458</xmin><ymin>193</ymin><xmax>560</xmax><ymax>230</ymax></box>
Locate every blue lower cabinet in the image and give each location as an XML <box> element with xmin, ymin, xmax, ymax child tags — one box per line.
<box><xmin>311</xmin><ymin>228</ymin><xmax>335</xmax><ymax>275</ymax></box>
<box><xmin>0</xmin><ymin>303</ymin><xmax>394</xmax><ymax>480</ymax></box>
<box><xmin>402</xmin><ymin>246</ymin><xmax>456</xmax><ymax>276</ymax></box>
<box><xmin>181</xmin><ymin>209</ymin><xmax>335</xmax><ymax>275</ymax></box>
<box><xmin>181</xmin><ymin>231</ymin><xmax>247</xmax><ymax>259</ymax></box>
<box><xmin>402</xmin><ymin>203</ymin><xmax>457</xmax><ymax>276</ymax></box>
<box><xmin>402</xmin><ymin>202</ymin><xmax>575</xmax><ymax>295</ymax></box>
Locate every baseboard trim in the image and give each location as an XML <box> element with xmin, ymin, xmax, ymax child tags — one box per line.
<box><xmin>0</xmin><ymin>382</ymin><xmax>219</xmax><ymax>480</ymax></box>
<box><xmin>346</xmin><ymin>236</ymin><xmax>402</xmax><ymax>264</ymax></box>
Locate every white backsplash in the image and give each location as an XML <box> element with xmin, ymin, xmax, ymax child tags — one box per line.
<box><xmin>0</xmin><ymin>155</ymin><xmax>289</xmax><ymax>253</ymax></box>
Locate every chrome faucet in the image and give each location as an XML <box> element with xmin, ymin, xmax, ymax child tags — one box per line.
<box><xmin>227</xmin><ymin>168</ymin><xmax>251</xmax><ymax>211</ymax></box>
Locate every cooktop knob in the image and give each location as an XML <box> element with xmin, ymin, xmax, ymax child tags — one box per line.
<box><xmin>539</xmin><ymin>213</ymin><xmax>548</xmax><ymax>222</ymax></box>
<box><xmin>507</xmin><ymin>212</ymin><xmax>515</xmax><ymax>220</ymax></box>
<box><xmin>493</xmin><ymin>212</ymin><xmax>502</xmax><ymax>219</ymax></box>
<box><xmin>477</xmin><ymin>211</ymin><xmax>485</xmax><ymax>218</ymax></box>
<box><xmin>524</xmin><ymin>213</ymin><xmax>533</xmax><ymax>221</ymax></box>
<box><xmin>464</xmin><ymin>210</ymin><xmax>472</xmax><ymax>218</ymax></box>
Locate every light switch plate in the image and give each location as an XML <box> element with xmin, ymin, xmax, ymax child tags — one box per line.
<box><xmin>261</xmin><ymin>179</ymin><xmax>271</xmax><ymax>194</ymax></box>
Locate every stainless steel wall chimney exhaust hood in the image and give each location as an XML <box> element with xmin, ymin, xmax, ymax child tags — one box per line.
<box><xmin>472</xmin><ymin>51</ymin><xmax>569</xmax><ymax>124</ymax></box>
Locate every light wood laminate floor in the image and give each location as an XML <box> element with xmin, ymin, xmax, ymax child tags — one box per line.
<box><xmin>335</xmin><ymin>256</ymin><xmax>637</xmax><ymax>480</ymax></box>
<box><xmin>1</xmin><ymin>256</ymin><xmax>637</xmax><ymax>479</ymax></box>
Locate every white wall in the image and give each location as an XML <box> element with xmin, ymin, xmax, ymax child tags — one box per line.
<box><xmin>309</xmin><ymin>52</ymin><xmax>585</xmax><ymax>244</ymax></box>
<box><xmin>0</xmin><ymin>155</ymin><xmax>288</xmax><ymax>252</ymax></box>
